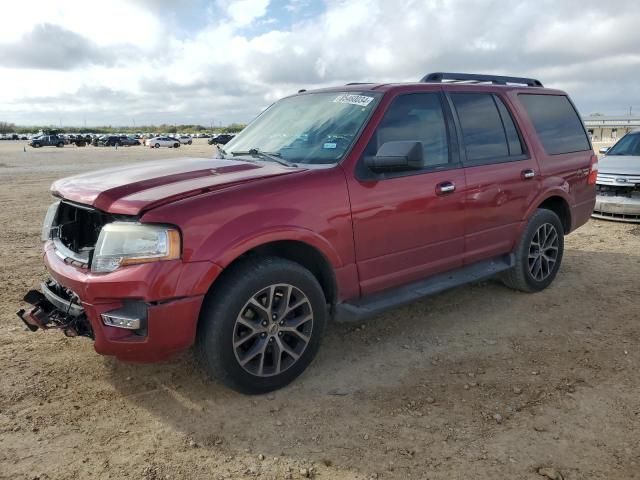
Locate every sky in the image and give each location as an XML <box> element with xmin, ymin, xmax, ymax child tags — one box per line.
<box><xmin>1</xmin><ymin>0</ymin><xmax>639</xmax><ymax>127</ymax></box>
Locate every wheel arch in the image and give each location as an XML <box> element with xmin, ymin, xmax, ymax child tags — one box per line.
<box><xmin>205</xmin><ymin>235</ymin><xmax>340</xmax><ymax>309</ymax></box>
<box><xmin>536</xmin><ymin>195</ymin><xmax>572</xmax><ymax>234</ymax></box>
<box><xmin>525</xmin><ymin>190</ymin><xmax>572</xmax><ymax>234</ymax></box>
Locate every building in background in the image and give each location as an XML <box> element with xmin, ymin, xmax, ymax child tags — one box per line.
<box><xmin>583</xmin><ymin>115</ymin><xmax>640</xmax><ymax>143</ymax></box>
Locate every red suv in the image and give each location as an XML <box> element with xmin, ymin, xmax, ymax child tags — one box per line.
<box><xmin>18</xmin><ymin>73</ymin><xmax>597</xmax><ymax>393</ymax></box>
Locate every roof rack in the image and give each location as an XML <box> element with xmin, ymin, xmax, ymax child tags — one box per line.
<box><xmin>421</xmin><ymin>72</ymin><xmax>543</xmax><ymax>87</ymax></box>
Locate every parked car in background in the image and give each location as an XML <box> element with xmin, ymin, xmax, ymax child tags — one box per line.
<box><xmin>208</xmin><ymin>133</ymin><xmax>235</xmax><ymax>145</ymax></box>
<box><xmin>592</xmin><ymin>130</ymin><xmax>640</xmax><ymax>222</ymax></box>
<box><xmin>177</xmin><ymin>135</ymin><xmax>193</xmax><ymax>145</ymax></box>
<box><xmin>18</xmin><ymin>72</ymin><xmax>596</xmax><ymax>394</ymax></box>
<box><xmin>147</xmin><ymin>136</ymin><xmax>180</xmax><ymax>148</ymax></box>
<box><xmin>29</xmin><ymin>135</ymin><xmax>65</xmax><ymax>148</ymax></box>
<box><xmin>97</xmin><ymin>135</ymin><xmax>140</xmax><ymax>147</ymax></box>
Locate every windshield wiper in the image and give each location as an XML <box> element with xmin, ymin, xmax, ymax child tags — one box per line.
<box><xmin>231</xmin><ymin>148</ymin><xmax>295</xmax><ymax>167</ymax></box>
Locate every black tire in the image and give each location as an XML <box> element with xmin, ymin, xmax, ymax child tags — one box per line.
<box><xmin>188</xmin><ymin>140</ymin><xmax>192</xmax><ymax>145</ymax></box>
<box><xmin>173</xmin><ymin>143</ymin><xmax>180</xmax><ymax>148</ymax></box>
<box><xmin>154</xmin><ymin>143</ymin><xmax>160</xmax><ymax>148</ymax></box>
<box><xmin>57</xmin><ymin>142</ymin><xmax>64</xmax><ymax>147</ymax></box>
<box><xmin>501</xmin><ymin>208</ymin><xmax>564</xmax><ymax>293</ymax></box>
<box><xmin>196</xmin><ymin>256</ymin><xmax>327</xmax><ymax>394</ymax></box>
<box><xmin>33</xmin><ymin>143</ymin><xmax>41</xmax><ymax>148</ymax></box>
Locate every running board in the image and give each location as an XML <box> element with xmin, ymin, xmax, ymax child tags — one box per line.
<box><xmin>334</xmin><ymin>254</ymin><xmax>514</xmax><ymax>323</ymax></box>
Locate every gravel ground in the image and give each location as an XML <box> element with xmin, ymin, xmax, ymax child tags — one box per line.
<box><xmin>0</xmin><ymin>139</ymin><xmax>638</xmax><ymax>480</ymax></box>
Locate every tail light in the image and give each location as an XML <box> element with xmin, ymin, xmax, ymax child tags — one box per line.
<box><xmin>588</xmin><ymin>154</ymin><xmax>598</xmax><ymax>185</ymax></box>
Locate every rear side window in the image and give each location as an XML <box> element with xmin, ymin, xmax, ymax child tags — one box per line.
<box><xmin>519</xmin><ymin>94</ymin><xmax>590</xmax><ymax>155</ymax></box>
<box><xmin>450</xmin><ymin>93</ymin><xmax>524</xmax><ymax>164</ymax></box>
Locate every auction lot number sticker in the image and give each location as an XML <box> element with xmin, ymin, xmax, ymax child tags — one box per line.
<box><xmin>333</xmin><ymin>94</ymin><xmax>374</xmax><ymax>107</ymax></box>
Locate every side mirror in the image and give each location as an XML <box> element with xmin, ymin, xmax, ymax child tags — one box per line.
<box><xmin>599</xmin><ymin>146</ymin><xmax>610</xmax><ymax>154</ymax></box>
<box><xmin>365</xmin><ymin>141</ymin><xmax>424</xmax><ymax>170</ymax></box>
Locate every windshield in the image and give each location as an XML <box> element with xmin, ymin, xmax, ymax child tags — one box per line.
<box><xmin>606</xmin><ymin>133</ymin><xmax>640</xmax><ymax>156</ymax></box>
<box><xmin>223</xmin><ymin>91</ymin><xmax>381</xmax><ymax>165</ymax></box>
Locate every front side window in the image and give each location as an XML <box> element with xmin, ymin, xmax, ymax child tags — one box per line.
<box><xmin>519</xmin><ymin>94</ymin><xmax>590</xmax><ymax>155</ymax></box>
<box><xmin>362</xmin><ymin>92</ymin><xmax>451</xmax><ymax>170</ymax></box>
<box><xmin>224</xmin><ymin>91</ymin><xmax>382</xmax><ymax>165</ymax></box>
<box><xmin>451</xmin><ymin>93</ymin><xmax>523</xmax><ymax>164</ymax></box>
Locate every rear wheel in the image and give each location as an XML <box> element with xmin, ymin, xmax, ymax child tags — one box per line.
<box><xmin>196</xmin><ymin>257</ymin><xmax>327</xmax><ymax>394</ymax></box>
<box><xmin>173</xmin><ymin>143</ymin><xmax>180</xmax><ymax>148</ymax></box>
<box><xmin>501</xmin><ymin>208</ymin><xmax>564</xmax><ymax>292</ymax></box>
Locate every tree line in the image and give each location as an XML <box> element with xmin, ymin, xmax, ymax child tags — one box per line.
<box><xmin>0</xmin><ymin>122</ymin><xmax>246</xmax><ymax>135</ymax></box>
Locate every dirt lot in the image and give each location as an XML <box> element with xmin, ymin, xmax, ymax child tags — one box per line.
<box><xmin>0</xmin><ymin>140</ymin><xmax>638</xmax><ymax>480</ymax></box>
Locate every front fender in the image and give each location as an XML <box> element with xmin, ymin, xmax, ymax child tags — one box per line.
<box><xmin>202</xmin><ymin>224</ymin><xmax>344</xmax><ymax>269</ymax></box>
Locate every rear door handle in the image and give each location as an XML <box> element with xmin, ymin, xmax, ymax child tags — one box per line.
<box><xmin>521</xmin><ymin>169</ymin><xmax>536</xmax><ymax>180</ymax></box>
<box><xmin>436</xmin><ymin>181</ymin><xmax>456</xmax><ymax>195</ymax></box>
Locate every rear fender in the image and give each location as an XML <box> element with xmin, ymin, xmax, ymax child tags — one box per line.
<box><xmin>519</xmin><ymin>187</ymin><xmax>572</xmax><ymax>236</ymax></box>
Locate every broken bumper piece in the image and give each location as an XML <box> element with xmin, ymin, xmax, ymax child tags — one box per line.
<box><xmin>16</xmin><ymin>280</ymin><xmax>92</xmax><ymax>338</ymax></box>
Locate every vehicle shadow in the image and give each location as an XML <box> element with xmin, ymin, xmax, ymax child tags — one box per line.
<box><xmin>103</xmin><ymin>247</ymin><xmax>640</xmax><ymax>469</ymax></box>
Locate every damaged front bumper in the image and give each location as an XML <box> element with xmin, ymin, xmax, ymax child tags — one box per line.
<box><xmin>16</xmin><ymin>241</ymin><xmax>221</xmax><ymax>362</ymax></box>
<box><xmin>17</xmin><ymin>280</ymin><xmax>92</xmax><ymax>338</ymax></box>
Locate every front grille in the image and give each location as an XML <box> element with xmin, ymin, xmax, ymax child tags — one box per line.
<box><xmin>595</xmin><ymin>170</ymin><xmax>639</xmax><ymax>199</ymax></box>
<box><xmin>596</xmin><ymin>173</ymin><xmax>640</xmax><ymax>187</ymax></box>
<box><xmin>52</xmin><ymin>201</ymin><xmax>129</xmax><ymax>267</ymax></box>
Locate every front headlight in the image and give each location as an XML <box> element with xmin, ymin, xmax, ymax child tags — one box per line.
<box><xmin>91</xmin><ymin>222</ymin><xmax>181</xmax><ymax>273</ymax></box>
<box><xmin>41</xmin><ymin>201</ymin><xmax>60</xmax><ymax>241</ymax></box>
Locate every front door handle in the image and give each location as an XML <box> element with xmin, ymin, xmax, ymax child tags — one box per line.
<box><xmin>521</xmin><ymin>169</ymin><xmax>536</xmax><ymax>180</ymax></box>
<box><xmin>436</xmin><ymin>181</ymin><xmax>456</xmax><ymax>195</ymax></box>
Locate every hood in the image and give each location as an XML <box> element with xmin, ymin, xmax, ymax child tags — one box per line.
<box><xmin>52</xmin><ymin>157</ymin><xmax>306</xmax><ymax>215</ymax></box>
<box><xmin>599</xmin><ymin>155</ymin><xmax>640</xmax><ymax>176</ymax></box>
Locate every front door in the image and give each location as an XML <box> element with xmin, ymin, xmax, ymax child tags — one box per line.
<box><xmin>346</xmin><ymin>92</ymin><xmax>467</xmax><ymax>296</ymax></box>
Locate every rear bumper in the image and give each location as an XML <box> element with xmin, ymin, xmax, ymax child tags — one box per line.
<box><xmin>593</xmin><ymin>194</ymin><xmax>640</xmax><ymax>223</ymax></box>
<box><xmin>21</xmin><ymin>242</ymin><xmax>222</xmax><ymax>362</ymax></box>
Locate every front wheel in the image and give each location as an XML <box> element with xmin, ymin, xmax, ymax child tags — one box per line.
<box><xmin>196</xmin><ymin>257</ymin><xmax>327</xmax><ymax>394</ymax></box>
<box><xmin>501</xmin><ymin>209</ymin><xmax>564</xmax><ymax>293</ymax></box>
<box><xmin>57</xmin><ymin>142</ymin><xmax>64</xmax><ymax>147</ymax></box>
<box><xmin>154</xmin><ymin>143</ymin><xmax>160</xmax><ymax>148</ymax></box>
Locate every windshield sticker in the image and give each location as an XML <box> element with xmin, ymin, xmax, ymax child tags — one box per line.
<box><xmin>323</xmin><ymin>142</ymin><xmax>337</xmax><ymax>149</ymax></box>
<box><xmin>333</xmin><ymin>94</ymin><xmax>374</xmax><ymax>107</ymax></box>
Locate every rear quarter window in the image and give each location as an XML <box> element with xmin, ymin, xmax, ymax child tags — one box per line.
<box><xmin>519</xmin><ymin>94</ymin><xmax>590</xmax><ymax>155</ymax></box>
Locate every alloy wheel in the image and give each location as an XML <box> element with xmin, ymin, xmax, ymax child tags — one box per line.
<box><xmin>233</xmin><ymin>284</ymin><xmax>313</xmax><ymax>377</ymax></box>
<box><xmin>528</xmin><ymin>223</ymin><xmax>559</xmax><ymax>281</ymax></box>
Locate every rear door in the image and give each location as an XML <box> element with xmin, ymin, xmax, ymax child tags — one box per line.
<box><xmin>347</xmin><ymin>92</ymin><xmax>467</xmax><ymax>295</ymax></box>
<box><xmin>447</xmin><ymin>92</ymin><xmax>541</xmax><ymax>264</ymax></box>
